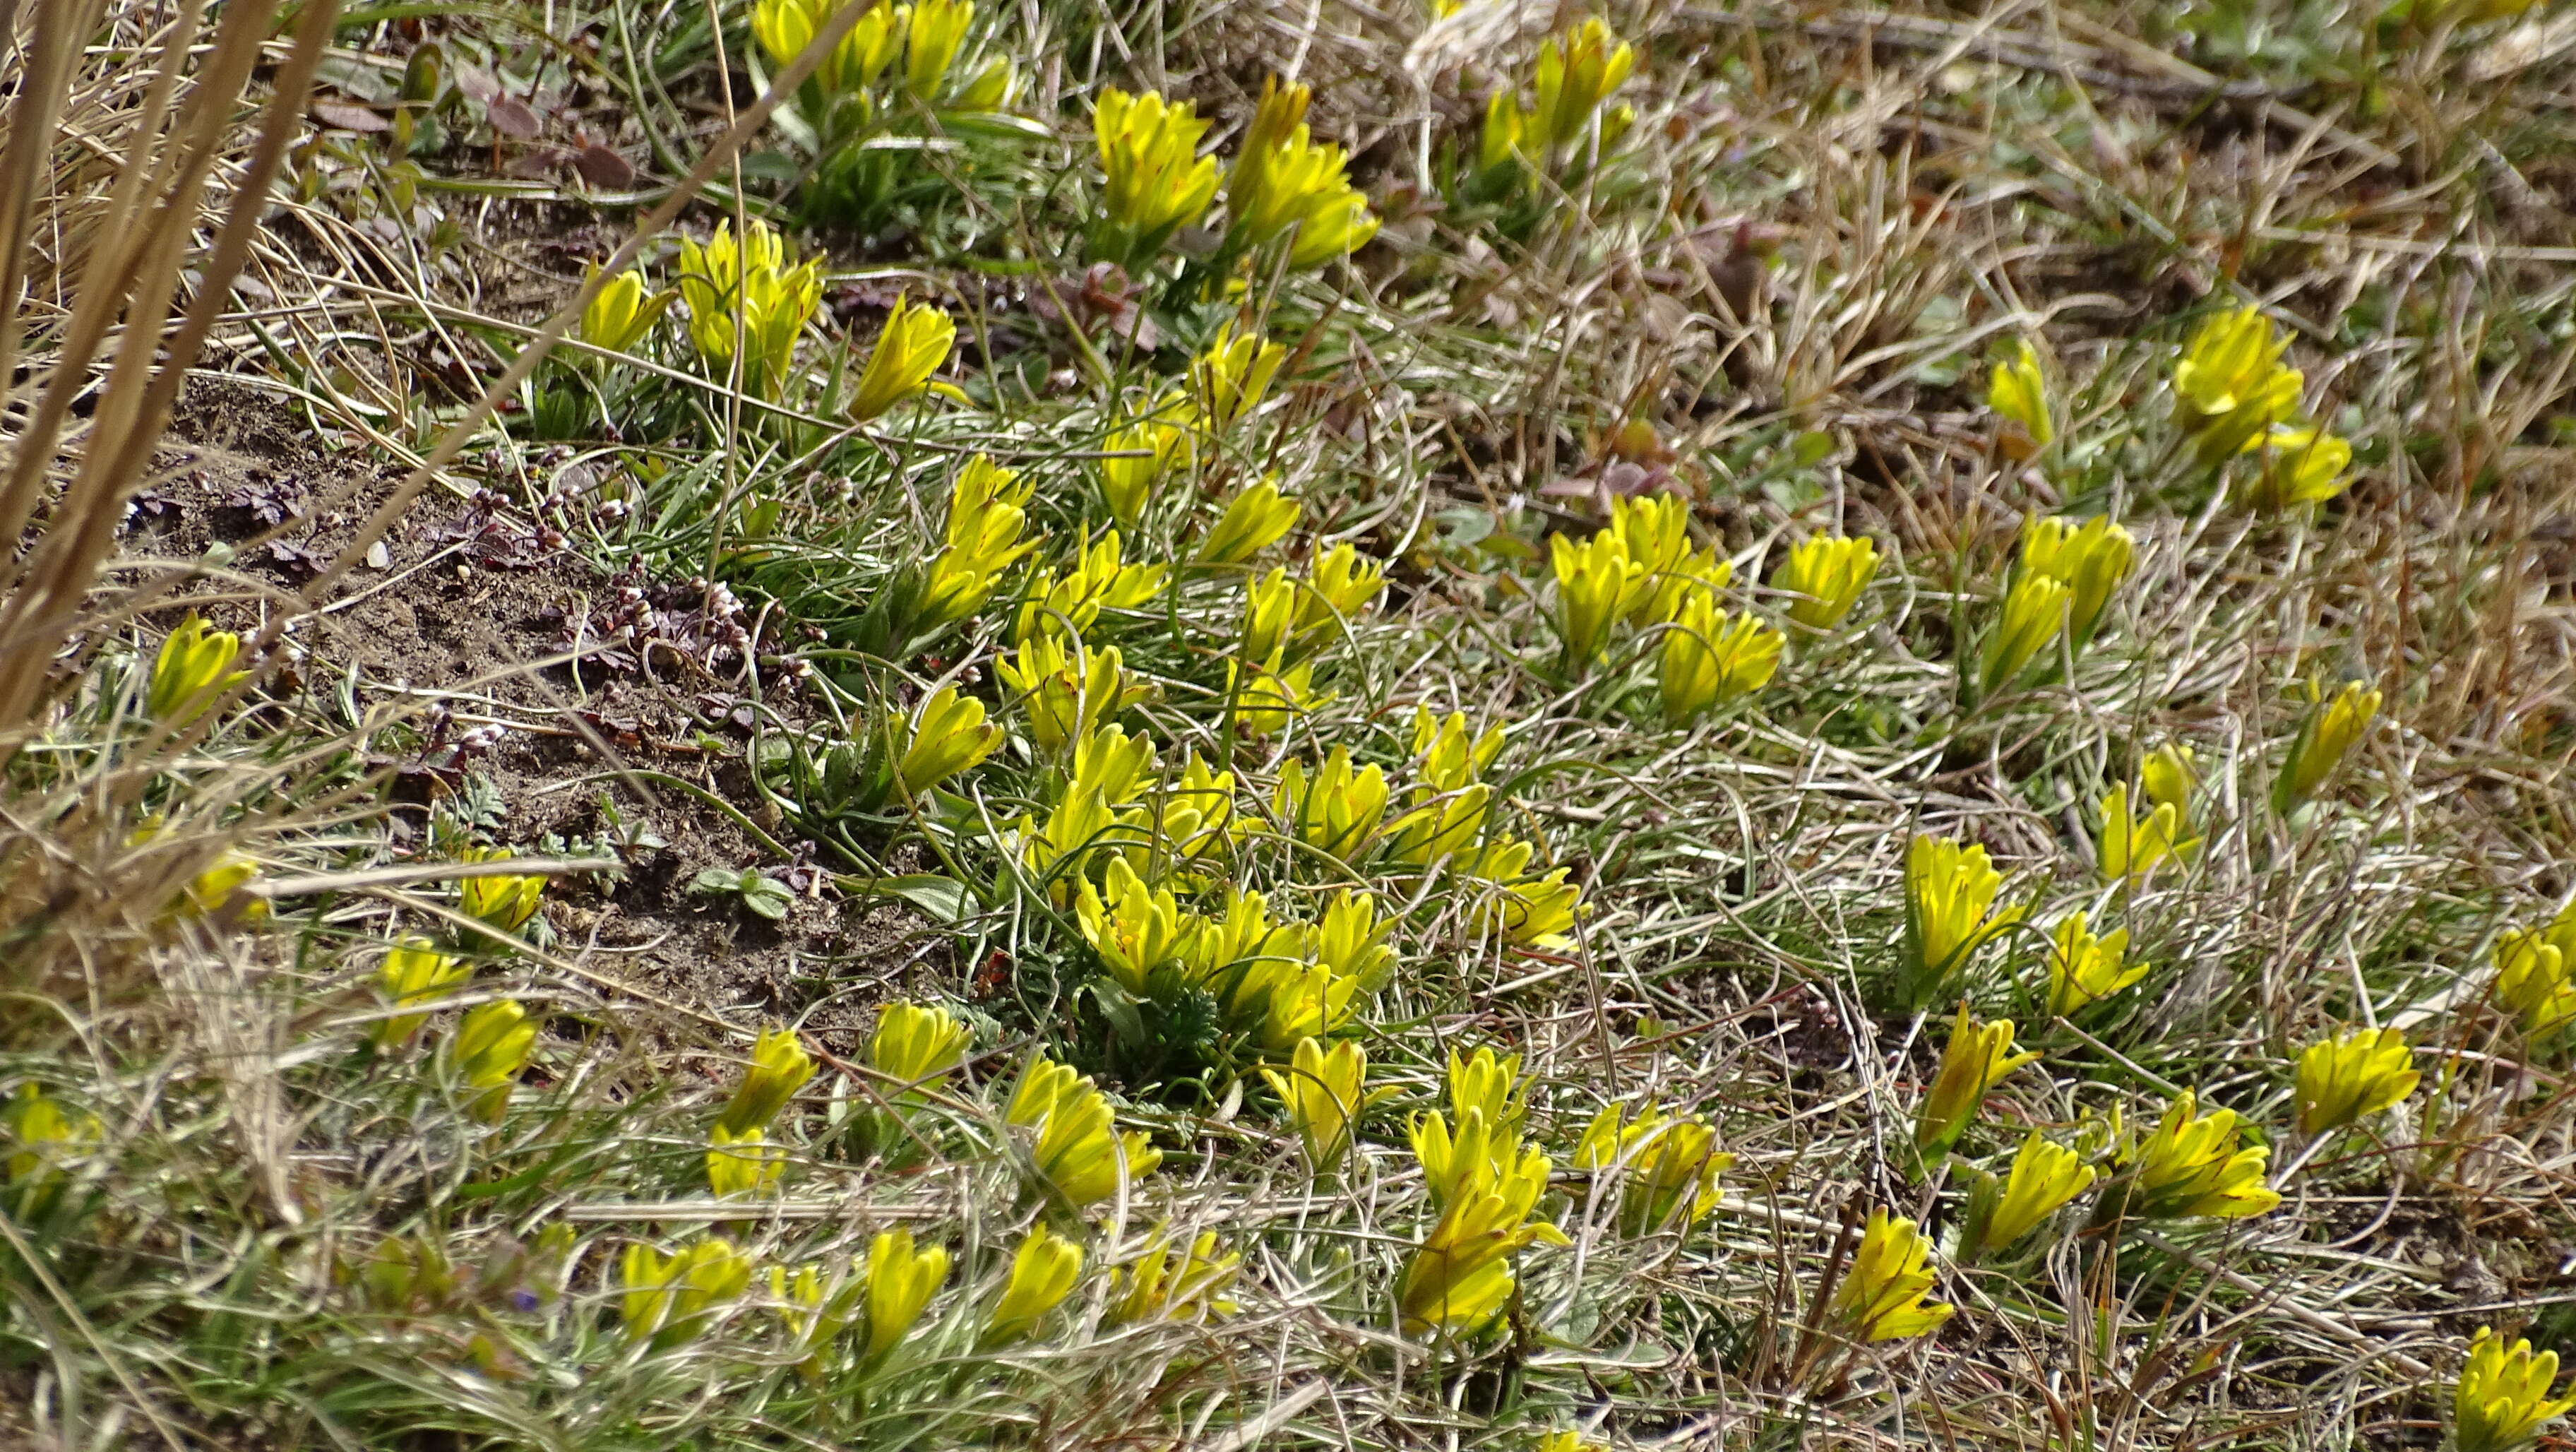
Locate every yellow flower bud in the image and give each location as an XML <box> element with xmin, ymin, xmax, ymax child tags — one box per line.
<box><xmin>2171</xmin><ymin>305</ymin><xmax>2303</xmax><ymax>464</ymax></box>
<box><xmin>2017</xmin><ymin>514</ymin><xmax>2134</xmax><ymax>649</ymax></box>
<box><xmin>1986</xmin><ymin>339</ymin><xmax>2052</xmax><ymax>448</ymax></box>
<box><xmin>869</xmin><ymin>1001</ymin><xmax>967</xmax><ymax>1089</ymax></box>
<box><xmin>2236</xmin><ymin>424</ymin><xmax>2352</xmax><ymax>513</ymax></box>
<box><xmin>895</xmin><ymin>684</ymin><xmax>1000</xmax><ymax>797</ymax></box>
<box><xmin>1197</xmin><ymin>480</ymin><xmax>1301</xmax><ymax>566</ymax></box>
<box><xmin>457</xmin><ymin>846</ymin><xmax>545</xmax><ymax>936</ymax></box>
<box><xmin>148</xmin><ymin>615</ymin><xmax>249</xmax><ymax>722</ymax></box>
<box><xmin>1260</xmin><ymin>1036</ymin><xmax>1379</xmax><ymax>1176</ymax></box>
<box><xmin>983</xmin><ymin>1223</ymin><xmax>1083</xmax><ymax>1344</ymax></box>
<box><xmin>2294</xmin><ymin>1025</ymin><xmax>2418</xmax><ymax>1136</ymax></box>
<box><xmin>577</xmin><ymin>267</ymin><xmax>672</xmax><ymax>355</ymax></box>
<box><xmin>2272</xmin><ymin>678</ymin><xmax>2379</xmax><ymax>814</ymax></box>
<box><xmin>1826</xmin><ymin>1208</ymin><xmax>1953</xmax><ymax>1343</ymax></box>
<box><xmin>1573</xmin><ymin>1100</ymin><xmax>1733</xmax><ymax>1237</ymax></box>
<box><xmin>847</xmin><ymin>292</ymin><xmax>956</xmax><ymax>423</ymax></box>
<box><xmin>446</xmin><ymin>999</ymin><xmax>537</xmax><ymax>1124</ymax></box>
<box><xmin>2045</xmin><ymin>912</ymin><xmax>2142</xmax><ymax>1017</ymax></box>
<box><xmin>1658</xmin><ymin>586</ymin><xmax>1781</xmax><ymax>725</ymax></box>
<box><xmin>2456</xmin><ymin>1328</ymin><xmax>2576</xmax><ymax>1452</ymax></box>
<box><xmin>1091</xmin><ymin>88</ymin><xmax>1218</xmax><ymax>268</ymax></box>
<box><xmin>1897</xmin><ymin>835</ymin><xmax>2022</xmax><ymax>1012</ymax></box>
<box><xmin>2116</xmin><ymin>1090</ymin><xmax>2280</xmax><ymax>1222</ymax></box>
<box><xmin>861</xmin><ymin>1227</ymin><xmax>948</xmax><ymax>1361</ymax></box>
<box><xmin>1106</xmin><ymin>1225</ymin><xmax>1240</xmax><ymax>1326</ymax></box>
<box><xmin>1960</xmin><ymin>1131</ymin><xmax>2095</xmax><ymax>1258</ymax></box>
<box><xmin>717</xmin><ymin>1027</ymin><xmax>816</xmax><ymax>1137</ymax></box>
<box><xmin>1770</xmin><ymin>534</ymin><xmax>1878</xmax><ymax>631</ymax></box>
<box><xmin>1913</xmin><ymin>1004</ymin><xmax>2039</xmax><ymax>1161</ymax></box>
<box><xmin>374</xmin><ymin>936</ymin><xmax>470</xmax><ymax>1049</ymax></box>
<box><xmin>1191</xmin><ymin>325</ymin><xmax>1286</xmax><ymax>429</ymax></box>
<box><xmin>1981</xmin><ymin>571</ymin><xmax>2069</xmax><ymax>694</ymax></box>
<box><xmin>621</xmin><ymin>1238</ymin><xmax>752</xmax><ymax>1345</ymax></box>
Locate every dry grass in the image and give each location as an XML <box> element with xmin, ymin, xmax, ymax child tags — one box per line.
<box><xmin>7</xmin><ymin>0</ymin><xmax>2576</xmax><ymax>1449</ymax></box>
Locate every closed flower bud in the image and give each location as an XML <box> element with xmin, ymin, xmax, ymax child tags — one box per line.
<box><xmin>1897</xmin><ymin>835</ymin><xmax>2022</xmax><ymax>1012</ymax></box>
<box><xmin>869</xmin><ymin>1001</ymin><xmax>967</xmax><ymax>1090</ymax></box>
<box><xmin>1960</xmin><ymin>1131</ymin><xmax>2096</xmax><ymax>1259</ymax></box>
<box><xmin>1197</xmin><ymin>480</ymin><xmax>1300</xmax><ymax>566</ymax></box>
<box><xmin>1075</xmin><ymin>857</ymin><xmax>1198</xmax><ymax>995</ymax></box>
<box><xmin>1274</xmin><ymin>748</ymin><xmax>1388</xmax><ymax>861</ymax></box>
<box><xmin>148</xmin><ymin>615</ymin><xmax>249</xmax><ymax>722</ymax></box>
<box><xmin>578</xmin><ymin>267</ymin><xmax>672</xmax><ymax>355</ymax></box>
<box><xmin>2456</xmin><ymin>1328</ymin><xmax>2576</xmax><ymax>1452</ymax></box>
<box><xmin>900</xmin><ymin>0</ymin><xmax>971</xmax><ymax>97</ymax></box>
<box><xmin>1981</xmin><ymin>571</ymin><xmax>2070</xmax><ymax>694</ymax></box>
<box><xmin>375</xmin><ymin>936</ymin><xmax>470</xmax><ymax>1049</ymax></box>
<box><xmin>1770</xmin><ymin>534</ymin><xmax>1878</xmax><ymax>631</ymax></box>
<box><xmin>2495</xmin><ymin>916</ymin><xmax>2576</xmax><ymax>1037</ymax></box>
<box><xmin>2097</xmin><ymin>782</ymin><xmax>2198</xmax><ymax>883</ymax></box>
<box><xmin>2271</xmin><ymin>678</ymin><xmax>2379</xmax><ymax>814</ymax></box>
<box><xmin>847</xmin><ymin>293</ymin><xmax>955</xmax><ymax>423</ymax></box>
<box><xmin>1106</xmin><ymin>1225</ymin><xmax>1240</xmax><ymax>1326</ymax></box>
<box><xmin>457</xmin><ymin>846</ymin><xmax>545</xmax><ymax>936</ymax></box>
<box><xmin>1525</xmin><ymin>18</ymin><xmax>1635</xmax><ymax>156</ymax></box>
<box><xmin>446</xmin><ymin>999</ymin><xmax>537</xmax><ymax>1124</ymax></box>
<box><xmin>861</xmin><ymin>1227</ymin><xmax>949</xmax><ymax>1361</ymax></box>
<box><xmin>1914</xmin><ymin>1004</ymin><xmax>2040</xmax><ymax>1162</ymax></box>
<box><xmin>895</xmin><ymin>685</ymin><xmax>1000</xmax><ymax>797</ymax></box>
<box><xmin>1099</xmin><ymin>398</ymin><xmax>1188</xmax><ymax>525</ymax></box>
<box><xmin>2294</xmin><ymin>1025</ymin><xmax>2418</xmax><ymax>1136</ymax></box>
<box><xmin>2046</xmin><ymin>912</ymin><xmax>2143</xmax><ymax>1017</ymax></box>
<box><xmin>2236</xmin><ymin>424</ymin><xmax>2353</xmax><ymax>513</ymax></box>
<box><xmin>1191</xmin><ymin>325</ymin><xmax>1286</xmax><ymax>429</ymax></box>
<box><xmin>1827</xmin><ymin>1208</ymin><xmax>1953</xmax><ymax>1343</ymax></box>
<box><xmin>706</xmin><ymin>1124</ymin><xmax>785</xmax><ymax>1198</ymax></box>
<box><xmin>1549</xmin><ymin>530</ymin><xmax>1644</xmax><ymax>667</ymax></box>
<box><xmin>717</xmin><ymin>1027</ymin><xmax>816</xmax><ymax>1137</ymax></box>
<box><xmin>983</xmin><ymin>1223</ymin><xmax>1083</xmax><ymax>1344</ymax></box>
<box><xmin>1986</xmin><ymin>340</ymin><xmax>2052</xmax><ymax>451</ymax></box>
<box><xmin>1658</xmin><ymin>586</ymin><xmax>1782</xmax><ymax>725</ymax></box>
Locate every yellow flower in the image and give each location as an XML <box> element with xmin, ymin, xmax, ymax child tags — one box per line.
<box><xmin>1549</xmin><ymin>529</ymin><xmax>1644</xmax><ymax>667</ymax></box>
<box><xmin>2097</xmin><ymin>782</ymin><xmax>2198</xmax><ymax>883</ymax></box>
<box><xmin>718</xmin><ymin>1027</ymin><xmax>816</xmax><ymax>1137</ymax></box>
<box><xmin>148</xmin><ymin>615</ymin><xmax>249</xmax><ymax>722</ymax></box>
<box><xmin>2118</xmin><ymin>1090</ymin><xmax>2281</xmax><ymax>1221</ymax></box>
<box><xmin>3</xmin><ymin>1083</ymin><xmax>98</xmax><ymax>1189</ymax></box>
<box><xmin>2171</xmin><ymin>305</ymin><xmax>2303</xmax><ymax>463</ymax></box>
<box><xmin>1477</xmin><ymin>89</ymin><xmax>1526</xmax><ymax>173</ymax></box>
<box><xmin>1770</xmin><ymin>535</ymin><xmax>1879</xmax><ymax>631</ymax></box>
<box><xmin>1239</xmin><ymin>568</ymin><xmax>1299</xmax><ymax>666</ymax></box>
<box><xmin>768</xmin><ymin>1261</ymin><xmax>860</xmax><ymax>1376</ymax></box>
<box><xmin>707</xmin><ymin>1124</ymin><xmax>785</xmax><ymax>1197</ymax></box>
<box><xmin>1986</xmin><ymin>340</ymin><xmax>2052</xmax><ymax>449</ymax></box>
<box><xmin>1016</xmin><ymin>528</ymin><xmax>1166</xmax><ymax>641</ymax></box>
<box><xmin>1897</xmin><ymin>835</ymin><xmax>2022</xmax><ymax>1012</ymax></box>
<box><xmin>1659</xmin><ymin>586</ymin><xmax>1781</xmax><ymax>725</ymax></box>
<box><xmin>2295</xmin><ymin>1026</ymin><xmax>2418</xmax><ymax>1137</ymax></box>
<box><xmin>1076</xmin><ymin>857</ymin><xmax>1198</xmax><ymax>995</ymax></box>
<box><xmin>622</xmin><ymin>1238</ymin><xmax>753</xmax><ymax>1345</ymax></box>
<box><xmin>1573</xmin><ymin>1100</ymin><xmax>1734</xmax><ymax>1237</ymax></box>
<box><xmin>175</xmin><ymin>851</ymin><xmax>264</xmax><ymax>924</ymax></box>
<box><xmin>918</xmin><ymin>455</ymin><xmax>1036</xmax><ymax>627</ymax></box>
<box><xmin>1009</xmin><ymin>1054</ymin><xmax>1160</xmax><ymax>1208</ymax></box>
<box><xmin>1980</xmin><ymin>571</ymin><xmax>2069</xmax><ymax>694</ymax></box>
<box><xmin>996</xmin><ymin>633</ymin><xmax>1148</xmax><ymax>756</ymax></box>
<box><xmin>1448</xmin><ymin>1045</ymin><xmax>1526</xmax><ymax>1132</ymax></box>
<box><xmin>2045</xmin><ymin>912</ymin><xmax>2142</xmax><ymax>1017</ymax></box>
<box><xmin>578</xmin><ymin>267</ymin><xmax>672</xmax><ymax>355</ymax></box>
<box><xmin>1229</xmin><ymin>648</ymin><xmax>1323</xmax><ymax>739</ymax></box>
<box><xmin>446</xmin><ymin>999</ymin><xmax>537</xmax><ymax>1124</ymax></box>
<box><xmin>869</xmin><ymin>1001</ymin><xmax>966</xmax><ymax>1090</ymax></box>
<box><xmin>1609</xmin><ymin>494</ymin><xmax>1729</xmax><ymax>627</ymax></box>
<box><xmin>1404</xmin><ymin>713</ymin><xmax>1499</xmax><ymax>801</ymax></box>
<box><xmin>2017</xmin><ymin>515</ymin><xmax>2134</xmax><ymax>649</ymax></box>
<box><xmin>1099</xmin><ymin>398</ymin><xmax>1189</xmax><ymax>525</ymax></box>
<box><xmin>457</xmin><ymin>845</ymin><xmax>545</xmax><ymax>936</ymax></box>
<box><xmin>374</xmin><ymin>936</ymin><xmax>470</xmax><ymax>1049</ymax></box>
<box><xmin>2457</xmin><ymin>1328</ymin><xmax>2576</xmax><ymax>1452</ymax></box>
<box><xmin>1960</xmin><ymin>1131</ymin><xmax>2096</xmax><ymax>1258</ymax></box>
<box><xmin>859</xmin><ymin>1227</ymin><xmax>948</xmax><ymax>1362</ymax></box>
<box><xmin>751</xmin><ymin>0</ymin><xmax>901</xmax><ymax>93</ymax></box>
<box><xmin>1383</xmin><ymin>780</ymin><xmax>1490</xmax><ymax>868</ymax></box>
<box><xmin>1827</xmin><ymin>1208</ymin><xmax>1953</xmax><ymax>1343</ymax></box>
<box><xmin>1275</xmin><ymin>747</ymin><xmax>1388</xmax><ymax>861</ymax></box>
<box><xmin>1525</xmin><ymin>17</ymin><xmax>1636</xmax><ymax>156</ymax></box>
<box><xmin>1191</xmin><ymin>324</ymin><xmax>1287</xmax><ymax>429</ymax></box>
<box><xmin>901</xmin><ymin>0</ymin><xmax>971</xmax><ymax>97</ymax></box>
<box><xmin>1308</xmin><ymin>890</ymin><xmax>1395</xmax><ymax>985</ymax></box>
<box><xmin>675</xmin><ymin>220</ymin><xmax>821</xmax><ymax>396</ymax></box>
<box><xmin>1198</xmin><ymin>480</ymin><xmax>1301</xmax><ymax>566</ymax></box>
<box><xmin>2141</xmin><ymin>744</ymin><xmax>2197</xmax><ymax>821</ymax></box>
<box><xmin>1467</xmin><ymin>838</ymin><xmax>1581</xmax><ymax>950</ymax></box>
<box><xmin>1106</xmin><ymin>1225</ymin><xmax>1241</xmax><ymax>1326</ymax></box>
<box><xmin>2271</xmin><ymin>678</ymin><xmax>2380</xmax><ymax>814</ymax></box>
<box><xmin>2236</xmin><ymin>424</ymin><xmax>2352</xmax><ymax>513</ymax></box>
<box><xmin>2496</xmin><ymin>915</ymin><xmax>2576</xmax><ymax>1037</ymax></box>
<box><xmin>1397</xmin><ymin>1127</ymin><xmax>1567</xmax><ymax>1334</ymax></box>
<box><xmin>1294</xmin><ymin>542</ymin><xmax>1388</xmax><ymax>648</ymax></box>
<box><xmin>1092</xmin><ymin>88</ymin><xmax>1219</xmax><ymax>268</ymax></box>
<box><xmin>983</xmin><ymin>1223</ymin><xmax>1083</xmax><ymax>1344</ymax></box>
<box><xmin>1914</xmin><ymin>1005</ymin><xmax>2040</xmax><ymax>1160</ymax></box>
<box><xmin>1260</xmin><ymin>1037</ymin><xmax>1381</xmax><ymax>1176</ymax></box>
<box><xmin>847</xmin><ymin>292</ymin><xmax>955</xmax><ymax>422</ymax></box>
<box><xmin>1224</xmin><ymin>77</ymin><xmax>1379</xmax><ymax>268</ymax></box>
<box><xmin>894</xmin><ymin>684</ymin><xmax>999</xmax><ymax>797</ymax></box>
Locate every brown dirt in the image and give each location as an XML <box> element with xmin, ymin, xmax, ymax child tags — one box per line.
<box><xmin>129</xmin><ymin>378</ymin><xmax>936</xmax><ymax>1054</ymax></box>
